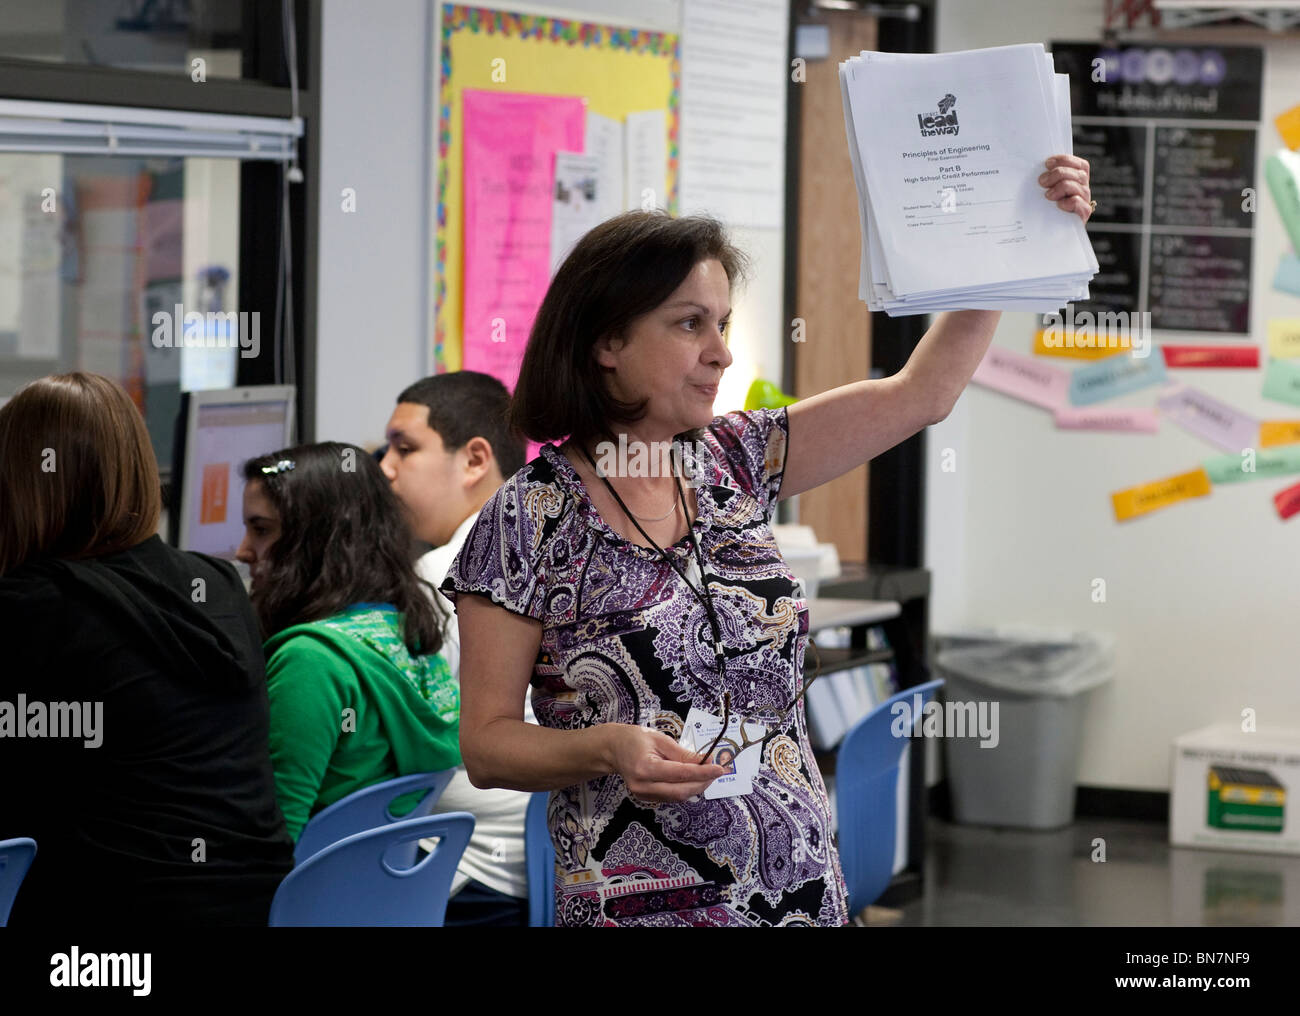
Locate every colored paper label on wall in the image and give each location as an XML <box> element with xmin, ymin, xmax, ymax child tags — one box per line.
<box><xmin>1267</xmin><ymin>319</ymin><xmax>1300</xmax><ymax>359</ymax></box>
<box><xmin>1157</xmin><ymin>386</ymin><xmax>1259</xmax><ymax>453</ymax></box>
<box><xmin>1275</xmin><ymin>480</ymin><xmax>1300</xmax><ymax>520</ymax></box>
<box><xmin>1161</xmin><ymin>344</ymin><xmax>1259</xmax><ymax>369</ymax></box>
<box><xmin>200</xmin><ymin>462</ymin><xmax>228</xmax><ymax>525</ymax></box>
<box><xmin>1265</xmin><ymin>152</ymin><xmax>1300</xmax><ymax>262</ymax></box>
<box><xmin>1069</xmin><ymin>353</ymin><xmax>1168</xmax><ymax>406</ymax></box>
<box><xmin>461</xmin><ymin>89</ymin><xmax>586</xmax><ymax>392</ymax></box>
<box><xmin>1112</xmin><ymin>467</ymin><xmax>1212</xmax><ymax>522</ymax></box>
<box><xmin>1262</xmin><ymin>358</ymin><xmax>1300</xmax><ymax>407</ymax></box>
<box><xmin>1273</xmin><ymin>252</ymin><xmax>1300</xmax><ymax>297</ymax></box>
<box><xmin>1054</xmin><ymin>407</ymin><xmax>1159</xmax><ymax>433</ymax></box>
<box><xmin>1260</xmin><ymin>420</ymin><xmax>1300</xmax><ymax>447</ymax></box>
<box><xmin>1202</xmin><ymin>446</ymin><xmax>1300</xmax><ymax>485</ymax></box>
<box><xmin>1276</xmin><ymin>103</ymin><xmax>1300</xmax><ymax>150</ymax></box>
<box><xmin>971</xmin><ymin>347</ymin><xmax>1070</xmax><ymax>410</ymax></box>
<box><xmin>1033</xmin><ymin>330</ymin><xmax>1127</xmax><ymax>360</ymax></box>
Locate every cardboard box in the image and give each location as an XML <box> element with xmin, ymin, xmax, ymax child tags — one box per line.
<box><xmin>1171</xmin><ymin>725</ymin><xmax>1300</xmax><ymax>855</ymax></box>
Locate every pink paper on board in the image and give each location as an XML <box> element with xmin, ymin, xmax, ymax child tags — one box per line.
<box><xmin>1054</xmin><ymin>407</ymin><xmax>1160</xmax><ymax>433</ymax></box>
<box><xmin>971</xmin><ymin>347</ymin><xmax>1070</xmax><ymax>411</ymax></box>
<box><xmin>1156</xmin><ymin>385</ymin><xmax>1259</xmax><ymax>454</ymax></box>
<box><xmin>462</xmin><ymin>90</ymin><xmax>585</xmax><ymax>420</ymax></box>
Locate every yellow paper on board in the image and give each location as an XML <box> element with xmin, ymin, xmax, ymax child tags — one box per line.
<box><xmin>438</xmin><ymin>20</ymin><xmax>678</xmax><ymax>372</ymax></box>
<box><xmin>1032</xmin><ymin>330</ymin><xmax>1129</xmax><ymax>360</ymax></box>
<box><xmin>1277</xmin><ymin>104</ymin><xmax>1300</xmax><ymax>150</ymax></box>
<box><xmin>1267</xmin><ymin>319</ymin><xmax>1300</xmax><ymax>360</ymax></box>
<box><xmin>1260</xmin><ymin>420</ymin><xmax>1300</xmax><ymax>447</ymax></box>
<box><xmin>1111</xmin><ymin>467</ymin><xmax>1212</xmax><ymax>522</ymax></box>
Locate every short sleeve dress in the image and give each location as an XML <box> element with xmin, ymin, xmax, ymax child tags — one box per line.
<box><xmin>441</xmin><ymin>407</ymin><xmax>849</xmax><ymax>927</ymax></box>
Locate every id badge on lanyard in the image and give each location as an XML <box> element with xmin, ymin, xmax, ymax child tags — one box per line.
<box><xmin>678</xmin><ymin>705</ymin><xmax>765</xmax><ymax>799</ymax></box>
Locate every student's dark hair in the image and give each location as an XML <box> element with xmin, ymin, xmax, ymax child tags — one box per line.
<box><xmin>397</xmin><ymin>371</ymin><xmax>526</xmax><ymax>479</ymax></box>
<box><xmin>509</xmin><ymin>210</ymin><xmax>750</xmax><ymax>446</ymax></box>
<box><xmin>242</xmin><ymin>442</ymin><xmax>444</xmax><ymax>656</ymax></box>
<box><xmin>0</xmin><ymin>372</ymin><xmax>160</xmax><ymax>575</ymax></box>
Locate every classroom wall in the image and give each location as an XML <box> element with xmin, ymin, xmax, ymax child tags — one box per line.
<box><xmin>928</xmin><ymin>0</ymin><xmax>1300</xmax><ymax>790</ymax></box>
<box><xmin>315</xmin><ymin>0</ymin><xmax>432</xmax><ymax>445</ymax></box>
<box><xmin>314</xmin><ymin>0</ymin><xmax>785</xmax><ymax>446</ymax></box>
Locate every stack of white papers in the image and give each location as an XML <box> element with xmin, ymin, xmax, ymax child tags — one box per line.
<box><xmin>839</xmin><ymin>44</ymin><xmax>1098</xmax><ymax>315</ymax></box>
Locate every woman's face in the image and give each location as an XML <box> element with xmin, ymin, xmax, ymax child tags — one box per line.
<box><xmin>596</xmin><ymin>258</ymin><xmax>734</xmax><ymax>437</ymax></box>
<box><xmin>236</xmin><ymin>479</ymin><xmax>281</xmax><ymax>591</ymax></box>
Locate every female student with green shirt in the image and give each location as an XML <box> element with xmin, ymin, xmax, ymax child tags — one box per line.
<box><xmin>236</xmin><ymin>442</ymin><xmax>460</xmax><ymax>841</ymax></box>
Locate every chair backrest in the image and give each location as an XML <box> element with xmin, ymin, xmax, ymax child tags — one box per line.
<box><xmin>270</xmin><ymin>812</ymin><xmax>475</xmax><ymax>926</ymax></box>
<box><xmin>525</xmin><ymin>792</ymin><xmax>555</xmax><ymax>928</ymax></box>
<box><xmin>836</xmin><ymin>679</ymin><xmax>943</xmax><ymax>916</ymax></box>
<box><xmin>0</xmin><ymin>838</ymin><xmax>37</xmax><ymax>927</ymax></box>
<box><xmin>294</xmin><ymin>768</ymin><xmax>457</xmax><ymax>866</ymax></box>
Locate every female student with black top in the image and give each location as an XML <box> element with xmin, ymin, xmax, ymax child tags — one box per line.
<box><xmin>0</xmin><ymin>372</ymin><xmax>294</xmax><ymax>926</ymax></box>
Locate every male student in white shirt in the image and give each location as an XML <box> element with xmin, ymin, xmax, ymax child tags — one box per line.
<box><xmin>380</xmin><ymin>371</ymin><xmax>531</xmax><ymax>926</ymax></box>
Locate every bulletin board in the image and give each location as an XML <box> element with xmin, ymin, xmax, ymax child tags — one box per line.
<box><xmin>433</xmin><ymin>4</ymin><xmax>680</xmax><ymax>372</ymax></box>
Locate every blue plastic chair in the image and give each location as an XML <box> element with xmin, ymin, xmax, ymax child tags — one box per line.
<box><xmin>836</xmin><ymin>678</ymin><xmax>943</xmax><ymax>917</ymax></box>
<box><xmin>525</xmin><ymin>792</ymin><xmax>555</xmax><ymax>928</ymax></box>
<box><xmin>270</xmin><ymin>812</ymin><xmax>475</xmax><ymax>926</ymax></box>
<box><xmin>0</xmin><ymin>837</ymin><xmax>37</xmax><ymax>927</ymax></box>
<box><xmin>294</xmin><ymin>769</ymin><xmax>457</xmax><ymax>866</ymax></box>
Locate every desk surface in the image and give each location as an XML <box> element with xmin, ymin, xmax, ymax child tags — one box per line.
<box><xmin>807</xmin><ymin>596</ymin><xmax>901</xmax><ymax>632</ymax></box>
<box><xmin>817</xmin><ymin>564</ymin><xmax>930</xmax><ymax>603</ymax></box>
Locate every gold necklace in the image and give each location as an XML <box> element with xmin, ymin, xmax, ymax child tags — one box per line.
<box><xmin>621</xmin><ymin>485</ymin><xmax>678</xmax><ymax>522</ymax></box>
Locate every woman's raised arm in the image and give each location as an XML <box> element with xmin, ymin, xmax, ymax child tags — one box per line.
<box><xmin>778</xmin><ymin>154</ymin><xmax>1094</xmax><ymax>501</ymax></box>
<box><xmin>779</xmin><ymin>308</ymin><xmax>1001</xmax><ymax>500</ymax></box>
<box><xmin>456</xmin><ymin>594</ymin><xmax>725</xmax><ymax>800</ymax></box>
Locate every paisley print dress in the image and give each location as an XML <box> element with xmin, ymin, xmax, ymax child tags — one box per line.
<box><xmin>442</xmin><ymin>407</ymin><xmax>849</xmax><ymax>927</ymax></box>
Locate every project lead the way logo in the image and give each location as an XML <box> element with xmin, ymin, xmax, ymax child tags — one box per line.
<box><xmin>918</xmin><ymin>93</ymin><xmax>959</xmax><ymax>137</ymax></box>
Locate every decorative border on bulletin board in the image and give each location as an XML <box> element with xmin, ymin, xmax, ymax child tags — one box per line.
<box><xmin>434</xmin><ymin>4</ymin><xmax>681</xmax><ymax>372</ymax></box>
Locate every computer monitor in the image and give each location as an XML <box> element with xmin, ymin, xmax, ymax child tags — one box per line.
<box><xmin>173</xmin><ymin>385</ymin><xmax>295</xmax><ymax>561</ymax></box>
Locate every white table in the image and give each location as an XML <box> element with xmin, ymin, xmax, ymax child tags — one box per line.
<box><xmin>807</xmin><ymin>596</ymin><xmax>901</xmax><ymax>633</ymax></box>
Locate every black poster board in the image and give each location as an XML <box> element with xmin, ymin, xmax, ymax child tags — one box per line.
<box><xmin>1050</xmin><ymin>43</ymin><xmax>1263</xmax><ymax>336</ymax></box>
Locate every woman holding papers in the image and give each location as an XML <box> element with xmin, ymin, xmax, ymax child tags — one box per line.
<box><xmin>445</xmin><ymin>173</ymin><xmax>1091</xmax><ymax>927</ymax></box>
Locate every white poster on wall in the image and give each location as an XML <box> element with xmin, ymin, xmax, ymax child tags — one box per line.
<box><xmin>624</xmin><ymin>109</ymin><xmax>668</xmax><ymax>213</ymax></box>
<box><xmin>550</xmin><ymin>151</ymin><xmax>605</xmax><ymax>275</ymax></box>
<box><xmin>585</xmin><ymin>111</ymin><xmax>625</xmax><ymax>221</ymax></box>
<box><xmin>680</xmin><ymin>0</ymin><xmax>788</xmax><ymax>228</ymax></box>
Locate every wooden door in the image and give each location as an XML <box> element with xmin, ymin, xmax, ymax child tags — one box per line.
<box><xmin>792</xmin><ymin>11</ymin><xmax>877</xmax><ymax>564</ymax></box>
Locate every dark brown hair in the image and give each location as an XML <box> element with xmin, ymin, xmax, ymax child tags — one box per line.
<box><xmin>242</xmin><ymin>442</ymin><xmax>445</xmax><ymax>656</ymax></box>
<box><xmin>0</xmin><ymin>372</ymin><xmax>161</xmax><ymax>576</ymax></box>
<box><xmin>397</xmin><ymin>371</ymin><xmax>527</xmax><ymax>480</ymax></box>
<box><xmin>508</xmin><ymin>211</ymin><xmax>750</xmax><ymax>445</ymax></box>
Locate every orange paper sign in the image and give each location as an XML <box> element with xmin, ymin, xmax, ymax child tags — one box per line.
<box><xmin>1111</xmin><ymin>467</ymin><xmax>1211</xmax><ymax>522</ymax></box>
<box><xmin>200</xmin><ymin>463</ymin><xmax>229</xmax><ymax>525</ymax></box>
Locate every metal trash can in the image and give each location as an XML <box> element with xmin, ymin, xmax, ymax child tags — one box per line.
<box><xmin>934</xmin><ymin>629</ymin><xmax>1115</xmax><ymax>830</ymax></box>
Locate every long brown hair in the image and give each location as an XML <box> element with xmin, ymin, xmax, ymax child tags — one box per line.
<box><xmin>0</xmin><ymin>372</ymin><xmax>161</xmax><ymax>576</ymax></box>
<box><xmin>242</xmin><ymin>442</ymin><xmax>445</xmax><ymax>656</ymax></box>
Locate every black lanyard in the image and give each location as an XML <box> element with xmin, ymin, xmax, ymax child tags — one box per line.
<box><xmin>578</xmin><ymin>440</ymin><xmax>728</xmax><ymax>686</ymax></box>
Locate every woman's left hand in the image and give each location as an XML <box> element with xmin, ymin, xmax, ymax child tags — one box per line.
<box><xmin>1039</xmin><ymin>154</ymin><xmax>1093</xmax><ymax>224</ymax></box>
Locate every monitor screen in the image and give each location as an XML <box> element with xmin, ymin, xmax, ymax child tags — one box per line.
<box><xmin>178</xmin><ymin>388</ymin><xmax>294</xmax><ymax>561</ymax></box>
